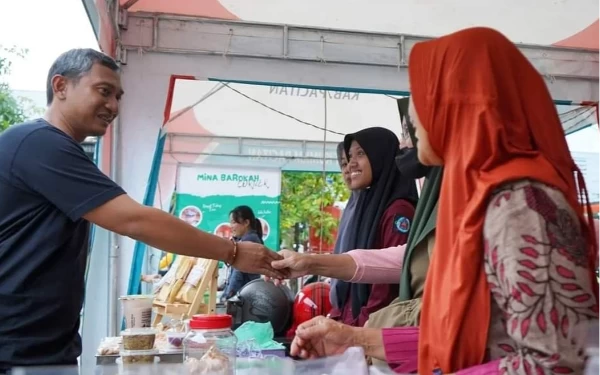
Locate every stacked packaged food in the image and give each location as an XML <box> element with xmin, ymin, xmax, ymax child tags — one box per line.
<box><xmin>119</xmin><ymin>328</ymin><xmax>159</xmax><ymax>367</ymax></box>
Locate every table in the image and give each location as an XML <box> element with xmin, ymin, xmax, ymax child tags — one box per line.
<box><xmin>95</xmin><ymin>337</ymin><xmax>291</xmax><ymax>365</ymax></box>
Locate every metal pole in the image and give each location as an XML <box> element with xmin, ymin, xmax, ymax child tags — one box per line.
<box><xmin>107</xmin><ymin>0</ymin><xmax>123</xmax><ymax>338</ymax></box>
<box><xmin>107</xmin><ymin>114</ymin><xmax>121</xmax><ymax>337</ymax></box>
<box><xmin>318</xmin><ymin>94</ymin><xmax>328</xmax><ymax>255</ymax></box>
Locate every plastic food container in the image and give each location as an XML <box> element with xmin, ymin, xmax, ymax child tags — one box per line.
<box><xmin>183</xmin><ymin>314</ymin><xmax>237</xmax><ymax>375</ymax></box>
<box><xmin>166</xmin><ymin>331</ymin><xmax>186</xmax><ymax>350</ymax></box>
<box><xmin>119</xmin><ymin>349</ymin><xmax>159</xmax><ymax>364</ymax></box>
<box><xmin>121</xmin><ymin>328</ymin><xmax>157</xmax><ymax>350</ymax></box>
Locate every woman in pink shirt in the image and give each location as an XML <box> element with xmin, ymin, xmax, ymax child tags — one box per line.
<box><xmin>274</xmin><ymin>107</ymin><xmax>438</xmax><ymax>285</ymax></box>
<box><xmin>328</xmin><ymin>127</ymin><xmax>418</xmax><ymax>328</ymax></box>
<box><xmin>273</xmin><ymin>104</ymin><xmax>442</xmax><ymax>339</ymax></box>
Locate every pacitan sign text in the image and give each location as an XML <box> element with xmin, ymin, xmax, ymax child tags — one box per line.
<box><xmin>269</xmin><ymin>86</ymin><xmax>359</xmax><ymax>101</ymax></box>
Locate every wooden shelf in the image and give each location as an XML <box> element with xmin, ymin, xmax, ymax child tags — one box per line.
<box><xmin>152</xmin><ymin>257</ymin><xmax>219</xmax><ymax>326</ymax></box>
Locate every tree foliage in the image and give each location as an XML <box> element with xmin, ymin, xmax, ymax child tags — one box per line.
<box><xmin>280</xmin><ymin>172</ymin><xmax>350</xmax><ymax>248</ymax></box>
<box><xmin>0</xmin><ymin>46</ymin><xmax>30</xmax><ymax>132</ymax></box>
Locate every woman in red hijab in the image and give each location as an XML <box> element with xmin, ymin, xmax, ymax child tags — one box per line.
<box><xmin>290</xmin><ymin>27</ymin><xmax>598</xmax><ymax>375</ymax></box>
<box><xmin>412</xmin><ymin>26</ymin><xmax>599</xmax><ymax>375</ymax></box>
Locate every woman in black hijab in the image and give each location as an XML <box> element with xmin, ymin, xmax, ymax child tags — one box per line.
<box><xmin>330</xmin><ymin>127</ymin><xmax>419</xmax><ymax>327</ymax></box>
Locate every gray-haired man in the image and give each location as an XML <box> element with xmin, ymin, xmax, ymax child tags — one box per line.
<box><xmin>0</xmin><ymin>49</ymin><xmax>286</xmax><ymax>371</ymax></box>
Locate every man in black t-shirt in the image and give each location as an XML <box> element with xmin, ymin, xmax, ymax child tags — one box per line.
<box><xmin>0</xmin><ymin>49</ymin><xmax>286</xmax><ymax>371</ymax></box>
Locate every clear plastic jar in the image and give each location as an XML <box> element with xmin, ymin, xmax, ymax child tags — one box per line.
<box><xmin>183</xmin><ymin>314</ymin><xmax>237</xmax><ymax>375</ymax></box>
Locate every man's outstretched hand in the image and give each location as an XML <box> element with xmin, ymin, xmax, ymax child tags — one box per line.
<box><xmin>232</xmin><ymin>242</ymin><xmax>289</xmax><ymax>279</ymax></box>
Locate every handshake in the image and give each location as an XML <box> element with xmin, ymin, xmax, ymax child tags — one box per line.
<box><xmin>231</xmin><ymin>243</ymin><xmax>314</xmax><ymax>280</ymax></box>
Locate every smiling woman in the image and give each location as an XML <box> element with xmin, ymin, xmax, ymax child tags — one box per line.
<box><xmin>346</xmin><ymin>140</ymin><xmax>373</xmax><ymax>190</ymax></box>
<box><xmin>328</xmin><ymin>127</ymin><xmax>419</xmax><ymax>327</ymax></box>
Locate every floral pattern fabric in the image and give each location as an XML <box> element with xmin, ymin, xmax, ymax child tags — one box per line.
<box><xmin>382</xmin><ymin>180</ymin><xmax>598</xmax><ymax>375</ymax></box>
<box><xmin>483</xmin><ymin>180</ymin><xmax>598</xmax><ymax>375</ymax></box>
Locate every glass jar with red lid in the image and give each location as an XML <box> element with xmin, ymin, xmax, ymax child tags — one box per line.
<box><xmin>183</xmin><ymin>314</ymin><xmax>237</xmax><ymax>374</ymax></box>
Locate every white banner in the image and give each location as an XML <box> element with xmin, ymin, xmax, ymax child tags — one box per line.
<box><xmin>572</xmin><ymin>152</ymin><xmax>599</xmax><ymax>203</ymax></box>
<box><xmin>177</xmin><ymin>165</ymin><xmax>281</xmax><ymax>198</ymax></box>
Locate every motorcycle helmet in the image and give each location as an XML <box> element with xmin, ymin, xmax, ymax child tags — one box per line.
<box><xmin>287</xmin><ymin>281</ymin><xmax>332</xmax><ymax>337</ymax></box>
<box><xmin>226</xmin><ymin>279</ymin><xmax>294</xmax><ymax>336</ymax></box>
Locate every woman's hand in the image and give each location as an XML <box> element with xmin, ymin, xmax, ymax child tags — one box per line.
<box><xmin>291</xmin><ymin>316</ymin><xmax>358</xmax><ymax>359</ymax></box>
<box><xmin>268</xmin><ymin>251</ymin><xmax>358</xmax><ymax>284</ymax></box>
<box><xmin>271</xmin><ymin>249</ymin><xmax>313</xmax><ymax>280</ymax></box>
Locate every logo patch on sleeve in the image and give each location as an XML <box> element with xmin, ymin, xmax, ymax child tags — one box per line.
<box><xmin>393</xmin><ymin>215</ymin><xmax>411</xmax><ymax>234</ymax></box>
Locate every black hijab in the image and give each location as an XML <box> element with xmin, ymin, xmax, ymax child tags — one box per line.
<box><xmin>335</xmin><ymin>127</ymin><xmax>419</xmax><ymax>318</ymax></box>
<box><xmin>394</xmin><ymin>97</ymin><xmax>432</xmax><ymax>180</ymax></box>
<box><xmin>333</xmin><ymin>142</ymin><xmax>358</xmax><ymax>258</ymax></box>
<box><xmin>330</xmin><ymin>142</ymin><xmax>359</xmax><ymax>307</ymax></box>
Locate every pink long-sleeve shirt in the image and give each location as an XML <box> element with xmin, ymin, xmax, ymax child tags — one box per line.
<box><xmin>347</xmin><ymin>219</ymin><xmax>600</xmax><ymax>284</ymax></box>
<box><xmin>347</xmin><ymin>244</ymin><xmax>406</xmax><ymax>284</ymax></box>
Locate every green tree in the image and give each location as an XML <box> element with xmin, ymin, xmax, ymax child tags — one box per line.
<box><xmin>0</xmin><ymin>46</ymin><xmax>29</xmax><ymax>132</ymax></box>
<box><xmin>280</xmin><ymin>172</ymin><xmax>350</xmax><ymax>250</ymax></box>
